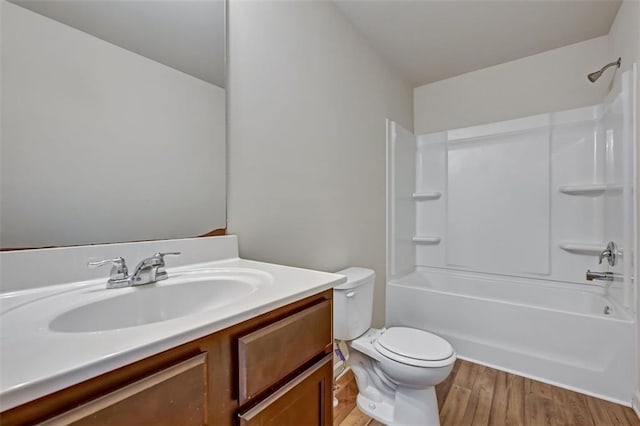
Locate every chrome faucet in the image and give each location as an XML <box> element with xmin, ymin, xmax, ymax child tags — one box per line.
<box><xmin>131</xmin><ymin>252</ymin><xmax>180</xmax><ymax>285</ymax></box>
<box><xmin>88</xmin><ymin>252</ymin><xmax>180</xmax><ymax>289</ymax></box>
<box><xmin>585</xmin><ymin>241</ymin><xmax>621</xmax><ymax>283</ymax></box>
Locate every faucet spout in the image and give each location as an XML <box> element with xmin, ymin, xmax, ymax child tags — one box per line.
<box><xmin>131</xmin><ymin>252</ymin><xmax>181</xmax><ymax>286</ymax></box>
<box><xmin>586</xmin><ymin>270</ymin><xmax>614</xmax><ymax>282</ymax></box>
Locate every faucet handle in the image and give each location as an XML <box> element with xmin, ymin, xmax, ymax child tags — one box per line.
<box><xmin>153</xmin><ymin>252</ymin><xmax>181</xmax><ymax>263</ymax></box>
<box><xmin>598</xmin><ymin>250</ymin><xmax>611</xmax><ymax>264</ymax></box>
<box><xmin>154</xmin><ymin>251</ymin><xmax>181</xmax><ymax>257</ymax></box>
<box><xmin>598</xmin><ymin>241</ymin><xmax>618</xmax><ymax>266</ymax></box>
<box><xmin>88</xmin><ymin>257</ymin><xmax>129</xmax><ymax>281</ymax></box>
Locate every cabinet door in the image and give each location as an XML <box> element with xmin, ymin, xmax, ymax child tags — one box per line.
<box><xmin>238</xmin><ymin>354</ymin><xmax>332</xmax><ymax>426</ymax></box>
<box><xmin>39</xmin><ymin>353</ymin><xmax>207</xmax><ymax>426</ymax></box>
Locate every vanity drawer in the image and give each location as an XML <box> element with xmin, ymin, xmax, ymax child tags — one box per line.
<box><xmin>238</xmin><ymin>354</ymin><xmax>333</xmax><ymax>426</ymax></box>
<box><xmin>238</xmin><ymin>298</ymin><xmax>332</xmax><ymax>405</ymax></box>
<box><xmin>39</xmin><ymin>353</ymin><xmax>207</xmax><ymax>426</ymax></box>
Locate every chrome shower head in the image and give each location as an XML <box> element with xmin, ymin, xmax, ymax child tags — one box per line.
<box><xmin>587</xmin><ymin>58</ymin><xmax>621</xmax><ymax>82</ymax></box>
<box><xmin>587</xmin><ymin>70</ymin><xmax>602</xmax><ymax>82</ymax></box>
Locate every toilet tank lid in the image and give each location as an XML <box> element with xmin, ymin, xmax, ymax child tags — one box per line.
<box><xmin>334</xmin><ymin>267</ymin><xmax>375</xmax><ymax>290</ymax></box>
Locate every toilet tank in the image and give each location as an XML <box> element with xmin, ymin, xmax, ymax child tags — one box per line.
<box><xmin>333</xmin><ymin>267</ymin><xmax>375</xmax><ymax>341</ymax></box>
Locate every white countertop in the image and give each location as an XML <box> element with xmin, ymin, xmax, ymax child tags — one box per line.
<box><xmin>0</xmin><ymin>256</ymin><xmax>345</xmax><ymax>411</ymax></box>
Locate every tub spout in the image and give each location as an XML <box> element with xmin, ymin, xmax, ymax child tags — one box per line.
<box><xmin>586</xmin><ymin>270</ymin><xmax>614</xmax><ymax>282</ymax></box>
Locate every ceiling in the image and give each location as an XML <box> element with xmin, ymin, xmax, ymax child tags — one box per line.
<box><xmin>12</xmin><ymin>0</ymin><xmax>225</xmax><ymax>87</ymax></box>
<box><xmin>12</xmin><ymin>0</ymin><xmax>621</xmax><ymax>89</ymax></box>
<box><xmin>334</xmin><ymin>0</ymin><xmax>622</xmax><ymax>87</ymax></box>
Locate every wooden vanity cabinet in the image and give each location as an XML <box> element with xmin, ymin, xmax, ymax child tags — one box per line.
<box><xmin>0</xmin><ymin>290</ymin><xmax>333</xmax><ymax>426</ymax></box>
<box><xmin>238</xmin><ymin>355</ymin><xmax>333</xmax><ymax>426</ymax></box>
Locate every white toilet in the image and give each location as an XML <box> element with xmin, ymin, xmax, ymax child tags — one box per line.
<box><xmin>334</xmin><ymin>267</ymin><xmax>456</xmax><ymax>426</ymax></box>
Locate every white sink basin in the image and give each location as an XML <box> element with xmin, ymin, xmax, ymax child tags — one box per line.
<box><xmin>48</xmin><ymin>268</ymin><xmax>272</xmax><ymax>333</ymax></box>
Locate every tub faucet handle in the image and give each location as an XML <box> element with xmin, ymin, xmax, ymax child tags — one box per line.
<box><xmin>598</xmin><ymin>250</ymin><xmax>610</xmax><ymax>264</ymax></box>
<box><xmin>598</xmin><ymin>241</ymin><xmax>618</xmax><ymax>266</ymax></box>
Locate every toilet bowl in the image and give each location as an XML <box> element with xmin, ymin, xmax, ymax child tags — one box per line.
<box><xmin>334</xmin><ymin>268</ymin><xmax>456</xmax><ymax>426</ymax></box>
<box><xmin>348</xmin><ymin>327</ymin><xmax>455</xmax><ymax>425</ymax></box>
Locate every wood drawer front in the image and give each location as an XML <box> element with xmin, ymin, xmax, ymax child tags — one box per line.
<box><xmin>40</xmin><ymin>353</ymin><xmax>207</xmax><ymax>426</ymax></box>
<box><xmin>238</xmin><ymin>299</ymin><xmax>332</xmax><ymax>406</ymax></box>
<box><xmin>238</xmin><ymin>354</ymin><xmax>332</xmax><ymax>426</ymax></box>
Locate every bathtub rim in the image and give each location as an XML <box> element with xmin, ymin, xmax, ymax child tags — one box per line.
<box><xmin>389</xmin><ymin>268</ymin><xmax>634</xmax><ymax>323</ymax></box>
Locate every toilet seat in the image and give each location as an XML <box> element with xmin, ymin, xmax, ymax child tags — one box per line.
<box><xmin>374</xmin><ymin>327</ymin><xmax>455</xmax><ymax>368</ymax></box>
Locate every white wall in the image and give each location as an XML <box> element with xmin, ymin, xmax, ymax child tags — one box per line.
<box><xmin>608</xmin><ymin>0</ymin><xmax>640</xmax><ymax>90</ymax></box>
<box><xmin>227</xmin><ymin>0</ymin><xmax>413</xmax><ymax>327</ymax></box>
<box><xmin>414</xmin><ymin>36</ymin><xmax>610</xmax><ymax>134</ymax></box>
<box><xmin>0</xmin><ymin>2</ymin><xmax>226</xmax><ymax>248</ymax></box>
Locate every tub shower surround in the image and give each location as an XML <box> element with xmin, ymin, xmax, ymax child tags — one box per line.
<box><xmin>386</xmin><ymin>68</ymin><xmax>637</xmax><ymax>404</ymax></box>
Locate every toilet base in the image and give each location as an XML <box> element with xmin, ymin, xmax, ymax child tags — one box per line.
<box><xmin>357</xmin><ymin>392</ymin><xmax>394</xmax><ymax>425</ymax></box>
<box><xmin>357</xmin><ymin>386</ymin><xmax>440</xmax><ymax>426</ymax></box>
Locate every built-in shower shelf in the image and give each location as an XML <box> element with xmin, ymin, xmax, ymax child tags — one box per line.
<box><xmin>558</xmin><ymin>242</ymin><xmax>605</xmax><ymax>255</ymax></box>
<box><xmin>413</xmin><ymin>236</ymin><xmax>441</xmax><ymax>244</ymax></box>
<box><xmin>558</xmin><ymin>184</ymin><xmax>623</xmax><ymax>195</ymax></box>
<box><xmin>412</xmin><ymin>191</ymin><xmax>442</xmax><ymax>201</ymax></box>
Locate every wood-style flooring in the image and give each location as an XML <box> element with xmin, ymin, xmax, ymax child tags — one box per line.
<box><xmin>334</xmin><ymin>359</ymin><xmax>640</xmax><ymax>426</ymax></box>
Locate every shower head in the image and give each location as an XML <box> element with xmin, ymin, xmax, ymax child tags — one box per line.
<box><xmin>587</xmin><ymin>58</ymin><xmax>621</xmax><ymax>82</ymax></box>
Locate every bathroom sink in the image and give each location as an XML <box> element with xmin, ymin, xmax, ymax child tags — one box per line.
<box><xmin>49</xmin><ymin>269</ymin><xmax>272</xmax><ymax>333</ymax></box>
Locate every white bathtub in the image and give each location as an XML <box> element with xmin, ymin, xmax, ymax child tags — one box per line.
<box><xmin>386</xmin><ymin>268</ymin><xmax>635</xmax><ymax>404</ymax></box>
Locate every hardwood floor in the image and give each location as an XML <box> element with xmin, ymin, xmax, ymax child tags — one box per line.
<box><xmin>334</xmin><ymin>359</ymin><xmax>640</xmax><ymax>426</ymax></box>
